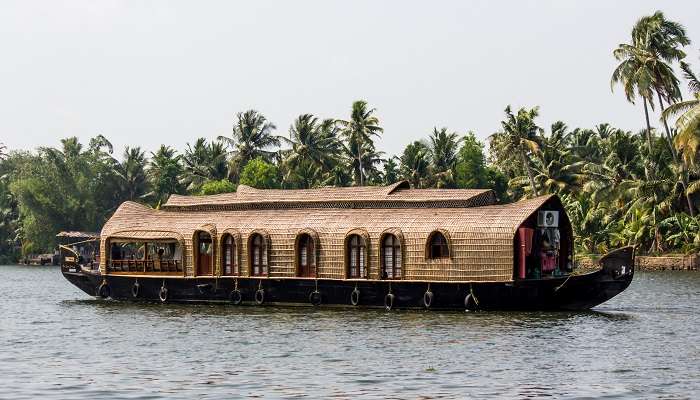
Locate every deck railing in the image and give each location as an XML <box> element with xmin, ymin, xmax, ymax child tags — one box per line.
<box><xmin>108</xmin><ymin>259</ymin><xmax>183</xmax><ymax>273</ymax></box>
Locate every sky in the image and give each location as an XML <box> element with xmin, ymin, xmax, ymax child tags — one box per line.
<box><xmin>1</xmin><ymin>0</ymin><xmax>699</xmax><ymax>158</ymax></box>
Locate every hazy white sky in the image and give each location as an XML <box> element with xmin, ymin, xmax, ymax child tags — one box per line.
<box><xmin>1</xmin><ymin>1</ymin><xmax>699</xmax><ymax>158</ymax></box>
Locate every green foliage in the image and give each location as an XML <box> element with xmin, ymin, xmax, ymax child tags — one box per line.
<box><xmin>338</xmin><ymin>100</ymin><xmax>384</xmax><ymax>186</ymax></box>
<box><xmin>148</xmin><ymin>145</ymin><xmax>184</xmax><ymax>206</ymax></box>
<box><xmin>239</xmin><ymin>157</ymin><xmax>280</xmax><ymax>189</ymax></box>
<box><xmin>8</xmin><ymin>137</ymin><xmax>120</xmax><ymax>253</ymax></box>
<box><xmin>199</xmin><ymin>179</ymin><xmax>237</xmax><ymax>195</ymax></box>
<box><xmin>181</xmin><ymin>138</ymin><xmax>228</xmax><ymax>193</ymax></box>
<box><xmin>218</xmin><ymin>110</ymin><xmax>280</xmax><ymax>181</ymax></box>
<box><xmin>399</xmin><ymin>141</ymin><xmax>431</xmax><ymax>189</ymax></box>
<box><xmin>455</xmin><ymin>132</ymin><xmax>509</xmax><ymax>200</ymax></box>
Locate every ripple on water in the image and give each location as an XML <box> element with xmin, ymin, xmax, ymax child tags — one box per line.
<box><xmin>1</xmin><ymin>266</ymin><xmax>699</xmax><ymax>399</ymax></box>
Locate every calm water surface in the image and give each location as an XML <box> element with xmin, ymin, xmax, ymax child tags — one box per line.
<box><xmin>1</xmin><ymin>265</ymin><xmax>699</xmax><ymax>399</ymax></box>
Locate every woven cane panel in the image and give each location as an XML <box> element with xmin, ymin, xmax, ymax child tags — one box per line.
<box><xmin>162</xmin><ymin>181</ymin><xmax>497</xmax><ymax>212</ymax></box>
<box><xmin>100</xmin><ymin>195</ymin><xmax>556</xmax><ymax>282</ymax></box>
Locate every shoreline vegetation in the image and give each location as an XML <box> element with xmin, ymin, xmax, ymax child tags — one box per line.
<box><xmin>1</xmin><ymin>11</ymin><xmax>700</xmax><ymax>265</ymax></box>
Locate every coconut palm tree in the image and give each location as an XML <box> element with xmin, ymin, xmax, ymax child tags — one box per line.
<box><xmin>582</xmin><ymin>129</ymin><xmax>645</xmax><ymax>203</ymax></box>
<box><xmin>281</xmin><ymin>114</ymin><xmax>341</xmax><ymax>181</ymax></box>
<box><xmin>510</xmin><ymin>122</ymin><xmax>584</xmax><ymax>196</ymax></box>
<box><xmin>399</xmin><ymin>141</ymin><xmax>431</xmax><ymax>189</ymax></box>
<box><xmin>661</xmin><ymin>61</ymin><xmax>700</xmax><ymax>216</ymax></box>
<box><xmin>427</xmin><ymin>127</ymin><xmax>463</xmax><ymax>188</ymax></box>
<box><xmin>337</xmin><ymin>100</ymin><xmax>383</xmax><ymax>186</ymax></box>
<box><xmin>342</xmin><ymin>139</ymin><xmax>385</xmax><ymax>186</ymax></box>
<box><xmin>490</xmin><ymin>106</ymin><xmax>542</xmax><ymax>197</ymax></box>
<box><xmin>611</xmin><ymin>43</ymin><xmax>660</xmax><ymax>154</ymax></box>
<box><xmin>147</xmin><ymin>145</ymin><xmax>184</xmax><ymax>205</ymax></box>
<box><xmin>632</xmin><ymin>12</ymin><xmax>689</xmax><ymax>158</ymax></box>
<box><xmin>181</xmin><ymin>138</ymin><xmax>229</xmax><ymax>193</ymax></box>
<box><xmin>115</xmin><ymin>147</ymin><xmax>148</xmax><ymax>202</ymax></box>
<box><xmin>218</xmin><ymin>110</ymin><xmax>280</xmax><ymax>180</ymax></box>
<box><xmin>663</xmin><ymin>63</ymin><xmax>700</xmax><ymax>166</ymax></box>
<box><xmin>382</xmin><ymin>157</ymin><xmax>400</xmax><ymax>185</ymax></box>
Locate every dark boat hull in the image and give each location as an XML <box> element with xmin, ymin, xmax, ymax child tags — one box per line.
<box><xmin>61</xmin><ymin>247</ymin><xmax>635</xmax><ymax>311</ymax></box>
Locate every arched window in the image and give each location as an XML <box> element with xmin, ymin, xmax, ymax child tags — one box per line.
<box><xmin>428</xmin><ymin>231</ymin><xmax>450</xmax><ymax>259</ymax></box>
<box><xmin>297</xmin><ymin>233</ymin><xmax>315</xmax><ymax>277</ymax></box>
<box><xmin>347</xmin><ymin>234</ymin><xmax>367</xmax><ymax>278</ymax></box>
<box><xmin>381</xmin><ymin>234</ymin><xmax>402</xmax><ymax>279</ymax></box>
<box><xmin>249</xmin><ymin>233</ymin><xmax>267</xmax><ymax>276</ymax></box>
<box><xmin>222</xmin><ymin>234</ymin><xmax>237</xmax><ymax>276</ymax></box>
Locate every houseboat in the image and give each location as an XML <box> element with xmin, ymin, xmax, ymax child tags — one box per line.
<box><xmin>60</xmin><ymin>181</ymin><xmax>634</xmax><ymax>311</ymax></box>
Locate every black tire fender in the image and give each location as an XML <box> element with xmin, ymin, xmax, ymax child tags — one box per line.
<box><xmin>464</xmin><ymin>293</ymin><xmax>478</xmax><ymax>311</ymax></box>
<box><xmin>229</xmin><ymin>289</ymin><xmax>242</xmax><ymax>305</ymax></box>
<box><xmin>350</xmin><ymin>288</ymin><xmax>360</xmax><ymax>306</ymax></box>
<box><xmin>309</xmin><ymin>290</ymin><xmax>322</xmax><ymax>306</ymax></box>
<box><xmin>384</xmin><ymin>293</ymin><xmax>395</xmax><ymax>311</ymax></box>
<box><xmin>423</xmin><ymin>290</ymin><xmax>434</xmax><ymax>309</ymax></box>
<box><xmin>159</xmin><ymin>285</ymin><xmax>169</xmax><ymax>303</ymax></box>
<box><xmin>97</xmin><ymin>282</ymin><xmax>110</xmax><ymax>299</ymax></box>
<box><xmin>255</xmin><ymin>288</ymin><xmax>265</xmax><ymax>305</ymax></box>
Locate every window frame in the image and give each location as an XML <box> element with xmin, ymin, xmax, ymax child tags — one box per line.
<box><xmin>296</xmin><ymin>233</ymin><xmax>316</xmax><ymax>277</ymax></box>
<box><xmin>249</xmin><ymin>233</ymin><xmax>268</xmax><ymax>276</ymax></box>
<box><xmin>346</xmin><ymin>233</ymin><xmax>368</xmax><ymax>279</ymax></box>
<box><xmin>427</xmin><ymin>231</ymin><xmax>451</xmax><ymax>260</ymax></box>
<box><xmin>221</xmin><ymin>233</ymin><xmax>238</xmax><ymax>276</ymax></box>
<box><xmin>381</xmin><ymin>233</ymin><xmax>402</xmax><ymax>279</ymax></box>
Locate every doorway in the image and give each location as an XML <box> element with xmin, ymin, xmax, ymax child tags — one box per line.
<box><xmin>196</xmin><ymin>231</ymin><xmax>213</xmax><ymax>276</ymax></box>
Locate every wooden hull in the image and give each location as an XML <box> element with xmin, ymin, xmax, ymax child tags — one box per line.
<box><xmin>61</xmin><ymin>248</ymin><xmax>634</xmax><ymax>311</ymax></box>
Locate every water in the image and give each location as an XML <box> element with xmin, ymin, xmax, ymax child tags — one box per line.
<box><xmin>1</xmin><ymin>266</ymin><xmax>698</xmax><ymax>399</ymax></box>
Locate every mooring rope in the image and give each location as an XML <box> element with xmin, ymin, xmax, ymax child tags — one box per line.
<box><xmin>554</xmin><ymin>274</ymin><xmax>573</xmax><ymax>292</ymax></box>
<box><xmin>61</xmin><ymin>237</ymin><xmax>100</xmax><ymax>246</ymax></box>
<box><xmin>469</xmin><ymin>283</ymin><xmax>480</xmax><ymax>307</ymax></box>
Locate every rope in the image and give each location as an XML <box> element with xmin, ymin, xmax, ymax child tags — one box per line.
<box><xmin>388</xmin><ymin>282</ymin><xmax>392</xmax><ymax>294</ymax></box>
<box><xmin>554</xmin><ymin>274</ymin><xmax>573</xmax><ymax>292</ymax></box>
<box><xmin>469</xmin><ymin>284</ymin><xmax>480</xmax><ymax>307</ymax></box>
<box><xmin>61</xmin><ymin>237</ymin><xmax>100</xmax><ymax>246</ymax></box>
<box><xmin>58</xmin><ymin>245</ymin><xmax>79</xmax><ymax>258</ymax></box>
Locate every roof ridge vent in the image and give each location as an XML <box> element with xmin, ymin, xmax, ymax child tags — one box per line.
<box><xmin>385</xmin><ymin>180</ymin><xmax>411</xmax><ymax>195</ymax></box>
<box><xmin>236</xmin><ymin>184</ymin><xmax>257</xmax><ymax>195</ymax></box>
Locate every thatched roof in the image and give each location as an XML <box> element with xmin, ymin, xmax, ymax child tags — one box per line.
<box><xmin>99</xmin><ymin>188</ymin><xmax>562</xmax><ymax>282</ymax></box>
<box><xmin>56</xmin><ymin>231</ymin><xmax>100</xmax><ymax>239</ymax></box>
<box><xmin>163</xmin><ymin>181</ymin><xmax>497</xmax><ymax>210</ymax></box>
<box><xmin>105</xmin><ymin>194</ymin><xmax>554</xmax><ymax>238</ymax></box>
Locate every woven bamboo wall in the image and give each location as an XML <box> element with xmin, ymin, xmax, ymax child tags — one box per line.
<box><xmin>100</xmin><ymin>195</ymin><xmax>559</xmax><ymax>282</ymax></box>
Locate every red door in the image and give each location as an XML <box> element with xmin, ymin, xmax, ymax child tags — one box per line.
<box><xmin>197</xmin><ymin>232</ymin><xmax>213</xmax><ymax>276</ymax></box>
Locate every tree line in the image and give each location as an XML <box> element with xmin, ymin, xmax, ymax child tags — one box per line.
<box><xmin>1</xmin><ymin>11</ymin><xmax>700</xmax><ymax>262</ymax></box>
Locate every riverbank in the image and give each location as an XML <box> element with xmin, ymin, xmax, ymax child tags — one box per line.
<box><xmin>577</xmin><ymin>253</ymin><xmax>699</xmax><ymax>271</ymax></box>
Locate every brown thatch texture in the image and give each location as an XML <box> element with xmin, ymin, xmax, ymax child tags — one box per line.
<box><xmin>99</xmin><ymin>185</ymin><xmax>556</xmax><ymax>283</ymax></box>
<box><xmin>162</xmin><ymin>181</ymin><xmax>496</xmax><ymax>210</ymax></box>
